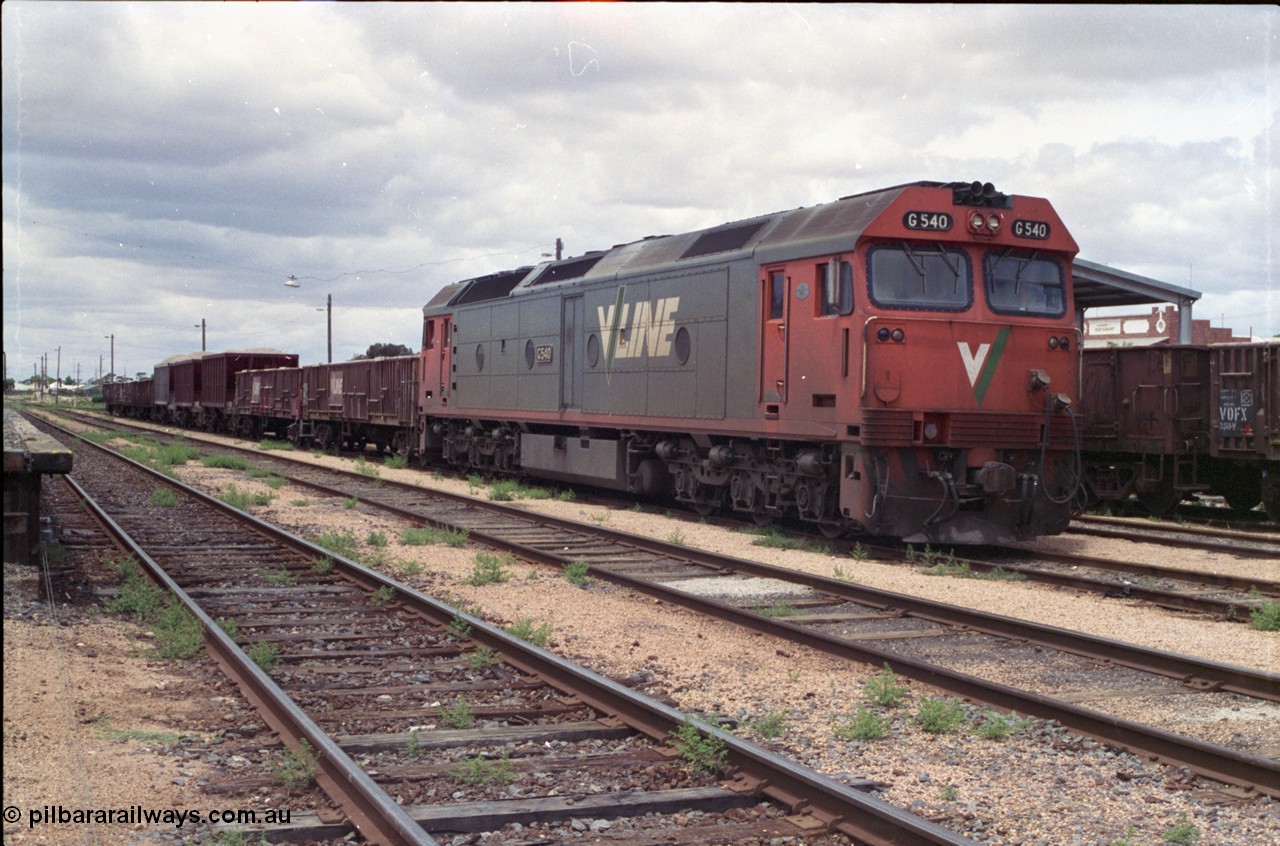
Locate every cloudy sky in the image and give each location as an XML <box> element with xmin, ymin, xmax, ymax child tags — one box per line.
<box><xmin>3</xmin><ymin>3</ymin><xmax>1276</xmax><ymax>383</ymax></box>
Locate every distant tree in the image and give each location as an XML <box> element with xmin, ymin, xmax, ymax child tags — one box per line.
<box><xmin>62</xmin><ymin>376</ymin><xmax>78</xmax><ymax>386</ymax></box>
<box><xmin>136</xmin><ymin>371</ymin><xmax>148</xmax><ymax>380</ymax></box>
<box><xmin>356</xmin><ymin>342</ymin><xmax>413</xmax><ymax>360</ymax></box>
<box><xmin>3</xmin><ymin>377</ymin><xmax>14</xmax><ymax>392</ymax></box>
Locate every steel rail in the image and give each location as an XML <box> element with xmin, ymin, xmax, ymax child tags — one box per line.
<box><xmin>49</xmin><ymin>413</ymin><xmax>1280</xmax><ymax>794</ymax></box>
<box><xmin>59</xmin><ymin>473</ymin><xmax>438</xmax><ymax>846</ymax></box>
<box><xmin>45</xmin><ymin>414</ymin><xmax>973</xmax><ymax>846</ymax></box>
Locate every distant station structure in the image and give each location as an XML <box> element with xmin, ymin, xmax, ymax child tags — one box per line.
<box><xmin>4</xmin><ymin>406</ymin><xmax>74</xmax><ymax>567</ymax></box>
<box><xmin>1073</xmin><ymin>258</ymin><xmax>1252</xmax><ymax>347</ymax></box>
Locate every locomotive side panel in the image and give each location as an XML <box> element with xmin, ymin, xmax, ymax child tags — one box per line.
<box><xmin>516</xmin><ymin>296</ymin><xmax>562</xmax><ymax>413</ymax></box>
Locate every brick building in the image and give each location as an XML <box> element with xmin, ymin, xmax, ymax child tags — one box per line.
<box><xmin>1082</xmin><ymin>304</ymin><xmax>1251</xmax><ymax>348</ymax></box>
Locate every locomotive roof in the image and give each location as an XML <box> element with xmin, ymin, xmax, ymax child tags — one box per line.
<box><xmin>428</xmin><ymin>181</ymin><xmax>944</xmax><ymax>312</ymax></box>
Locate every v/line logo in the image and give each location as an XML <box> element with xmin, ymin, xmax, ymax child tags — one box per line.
<box><xmin>956</xmin><ymin>327</ymin><xmax>1010</xmax><ymax>407</ymax></box>
<box><xmin>596</xmin><ymin>286</ymin><xmax>681</xmax><ymax>373</ymax></box>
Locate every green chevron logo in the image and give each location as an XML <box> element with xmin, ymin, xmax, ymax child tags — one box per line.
<box><xmin>957</xmin><ymin>327</ymin><xmax>1010</xmax><ymax>407</ymax></box>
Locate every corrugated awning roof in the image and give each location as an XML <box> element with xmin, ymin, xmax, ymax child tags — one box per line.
<box><xmin>1073</xmin><ymin>258</ymin><xmax>1200</xmax><ymax>309</ymax></box>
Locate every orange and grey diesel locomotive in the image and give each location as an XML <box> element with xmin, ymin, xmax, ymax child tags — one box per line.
<box><xmin>418</xmin><ymin>181</ymin><xmax>1083</xmax><ymax>544</ymax></box>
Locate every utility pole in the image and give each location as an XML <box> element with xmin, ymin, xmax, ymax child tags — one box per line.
<box><xmin>556</xmin><ymin>237</ymin><xmax>563</xmax><ymax>260</ymax></box>
<box><xmin>55</xmin><ymin>347</ymin><xmax>61</xmax><ymax>405</ymax></box>
<box><xmin>105</xmin><ymin>334</ymin><xmax>114</xmax><ymax>383</ymax></box>
<box><xmin>327</xmin><ymin>294</ymin><xmax>333</xmax><ymax>364</ymax></box>
<box><xmin>196</xmin><ymin>318</ymin><xmax>206</xmax><ymax>351</ymax></box>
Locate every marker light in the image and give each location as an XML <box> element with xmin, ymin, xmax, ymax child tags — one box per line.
<box><xmin>877</xmin><ymin>327</ymin><xmax>891</xmax><ymax>342</ymax></box>
<box><xmin>891</xmin><ymin>328</ymin><xmax>905</xmax><ymax>343</ymax></box>
<box><xmin>987</xmin><ymin>213</ymin><xmax>1001</xmax><ymax>231</ymax></box>
<box><xmin>1058</xmin><ymin>336</ymin><xmax>1071</xmax><ymax>351</ymax></box>
<box><xmin>1048</xmin><ymin>336</ymin><xmax>1060</xmax><ymax>350</ymax></box>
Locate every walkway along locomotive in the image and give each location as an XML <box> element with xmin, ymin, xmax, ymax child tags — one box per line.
<box><xmin>418</xmin><ymin>181</ymin><xmax>1083</xmax><ymax>544</ymax></box>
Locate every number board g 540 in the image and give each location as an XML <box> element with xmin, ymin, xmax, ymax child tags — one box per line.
<box><xmin>1012</xmin><ymin>219</ymin><xmax>1051</xmax><ymax>240</ymax></box>
<box><xmin>903</xmin><ymin>211</ymin><xmax>952</xmax><ymax>232</ymax></box>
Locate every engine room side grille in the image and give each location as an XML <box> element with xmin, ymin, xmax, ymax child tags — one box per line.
<box><xmin>861</xmin><ymin>410</ymin><xmax>1076</xmax><ymax>448</ymax></box>
<box><xmin>861</xmin><ymin>409</ymin><xmax>914</xmax><ymax>444</ymax></box>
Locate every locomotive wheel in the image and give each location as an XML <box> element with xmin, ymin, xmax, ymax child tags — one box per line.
<box><xmin>1217</xmin><ymin>473</ymin><xmax>1262</xmax><ymax>515</ymax></box>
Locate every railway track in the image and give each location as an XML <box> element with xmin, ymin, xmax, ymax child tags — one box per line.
<box><xmin>43</xmin><ymin>413</ymin><xmax>966</xmax><ymax>845</ymax></box>
<box><xmin>38</xmin><ymin>411</ymin><xmax>1280</xmax><ymax>803</ymax></box>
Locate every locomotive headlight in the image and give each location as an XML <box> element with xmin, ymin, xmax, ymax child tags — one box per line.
<box><xmin>923</xmin><ymin>422</ymin><xmax>939</xmax><ymax>440</ymax></box>
<box><xmin>969</xmin><ymin>212</ymin><xmax>986</xmax><ymax>230</ymax></box>
<box><xmin>891</xmin><ymin>328</ymin><xmax>905</xmax><ymax>343</ymax></box>
<box><xmin>1048</xmin><ymin>336</ymin><xmax>1059</xmax><ymax>350</ymax></box>
<box><xmin>876</xmin><ymin>327</ymin><xmax>891</xmax><ymax>342</ymax></box>
<box><xmin>987</xmin><ymin>213</ymin><xmax>1001</xmax><ymax>231</ymax></box>
<box><xmin>1058</xmin><ymin>336</ymin><xmax>1071</xmax><ymax>351</ymax></box>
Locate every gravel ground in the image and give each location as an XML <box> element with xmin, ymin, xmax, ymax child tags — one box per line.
<box><xmin>14</xmin><ymin>414</ymin><xmax>1280</xmax><ymax>845</ymax></box>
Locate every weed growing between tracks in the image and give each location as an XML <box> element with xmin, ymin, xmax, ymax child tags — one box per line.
<box><xmin>449</xmin><ymin>753</ymin><xmax>515</xmax><ymax>785</ymax></box>
<box><xmin>833</xmin><ymin>707</ymin><xmax>890</xmax><ymax>741</ymax></box>
<box><xmin>270</xmin><ymin>740</ymin><xmax>320</xmax><ymax>792</ymax></box>
<box><xmin>1250</xmin><ymin>600</ymin><xmax>1280</xmax><ymax>631</ymax></box>
<box><xmin>668</xmin><ymin>719</ymin><xmax>729</xmax><ymax>776</ymax></box>
<box><xmin>103</xmin><ymin>555</ymin><xmax>204</xmax><ymax>659</ymax></box>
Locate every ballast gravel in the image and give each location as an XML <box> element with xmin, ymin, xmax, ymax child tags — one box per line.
<box><xmin>15</xmin><ymin>416</ymin><xmax>1280</xmax><ymax>845</ymax></box>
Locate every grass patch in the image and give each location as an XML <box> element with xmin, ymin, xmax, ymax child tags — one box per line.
<box><xmin>1162</xmin><ymin>814</ymin><xmax>1200</xmax><ymax>844</ymax></box>
<box><xmin>269</xmin><ymin>740</ymin><xmax>319</xmax><ymax>791</ymax></box>
<box><xmin>247</xmin><ymin>640</ymin><xmax>281</xmax><ymax>671</ymax></box>
<box><xmin>372</xmin><ymin>585</ymin><xmax>395</xmax><ymax>605</ymax></box>
<box><xmin>833</xmin><ymin>708</ymin><xmax>889</xmax><ymax>741</ymax></box>
<box><xmin>916</xmin><ymin>697</ymin><xmax>967</xmax><ymax>734</ymax></box>
<box><xmin>149</xmin><ymin>487</ymin><xmax>177</xmax><ymax>507</ymax></box>
<box><xmin>505</xmin><ymin>617</ymin><xmax>553</xmax><ymax>647</ymax></box>
<box><xmin>290</xmin><ymin>498</ymin><xmax>312</xmax><ymax>507</ymax></box>
<box><xmin>462</xmin><ymin>552</ymin><xmax>512</xmax><ymax>586</ymax></box>
<box><xmin>104</xmin><ymin>556</ymin><xmax>165</xmax><ymax>621</ymax></box>
<box><xmin>312</xmin><ymin>556</ymin><xmax>334</xmax><ymax>575</ymax></box>
<box><xmin>749</xmin><ymin>711</ymin><xmax>787</xmax><ymax>740</ymax></box>
<box><xmin>399</xmin><ymin>525</ymin><xmax>467</xmax><ymax>547</ymax></box>
<box><xmin>316</xmin><ymin>530</ymin><xmax>359</xmax><ymax>559</ymax></box>
<box><xmin>563</xmin><ymin>561</ymin><xmax>593</xmax><ymax>587</ymax></box>
<box><xmin>1249</xmin><ymin>601</ymin><xmax>1280</xmax><ymax>631</ymax></box>
<box><xmin>862</xmin><ymin>663</ymin><xmax>909</xmax><ymax>708</ymax></box>
<box><xmin>95</xmin><ymin>717</ymin><xmax>183</xmax><ymax>746</ymax></box>
<box><xmin>749</xmin><ymin>528</ymin><xmax>830</xmax><ymax>554</ymax></box>
<box><xmin>342</xmin><ymin>496</ymin><xmax>358</xmax><ymax>509</ymax></box>
<box><xmin>973</xmin><ymin>709</ymin><xmax>1033</xmax><ymax>740</ymax></box>
<box><xmin>438</xmin><ymin>697</ymin><xmax>475</xmax><ymax>729</ymax></box>
<box><xmin>753</xmin><ymin>600</ymin><xmax>798</xmax><ymax>618</ymax></box>
<box><xmin>354</xmin><ymin>456</ymin><xmax>381</xmax><ymax>481</ymax></box>
<box><xmin>258</xmin><ymin>439</ymin><xmax>294</xmax><ymax>451</ymax></box>
<box><xmin>151</xmin><ymin>601</ymin><xmax>205</xmax><ymax>660</ymax></box>
<box><xmin>467</xmin><ymin>645</ymin><xmax>500</xmax><ymax>671</ymax></box>
<box><xmin>448</xmin><ymin>753</ymin><xmax>515</xmax><ymax>786</ymax></box>
<box><xmin>384</xmin><ymin>454</ymin><xmax>408</xmax><ymax>470</ymax></box>
<box><xmin>668</xmin><ymin>719</ymin><xmax>728</xmax><ymax>776</ymax></box>
<box><xmin>261</xmin><ymin>567</ymin><xmax>297</xmax><ymax>586</ymax></box>
<box><xmin>366</xmin><ymin>530</ymin><xmax>388</xmax><ymax>548</ymax></box>
<box><xmin>976</xmin><ymin>565</ymin><xmax>1028</xmax><ymax>582</ymax></box>
<box><xmin>204</xmin><ymin>453</ymin><xmax>251</xmax><ymax>470</ymax></box>
<box><xmin>221</xmin><ymin>485</ymin><xmax>273</xmax><ymax>509</ymax></box>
